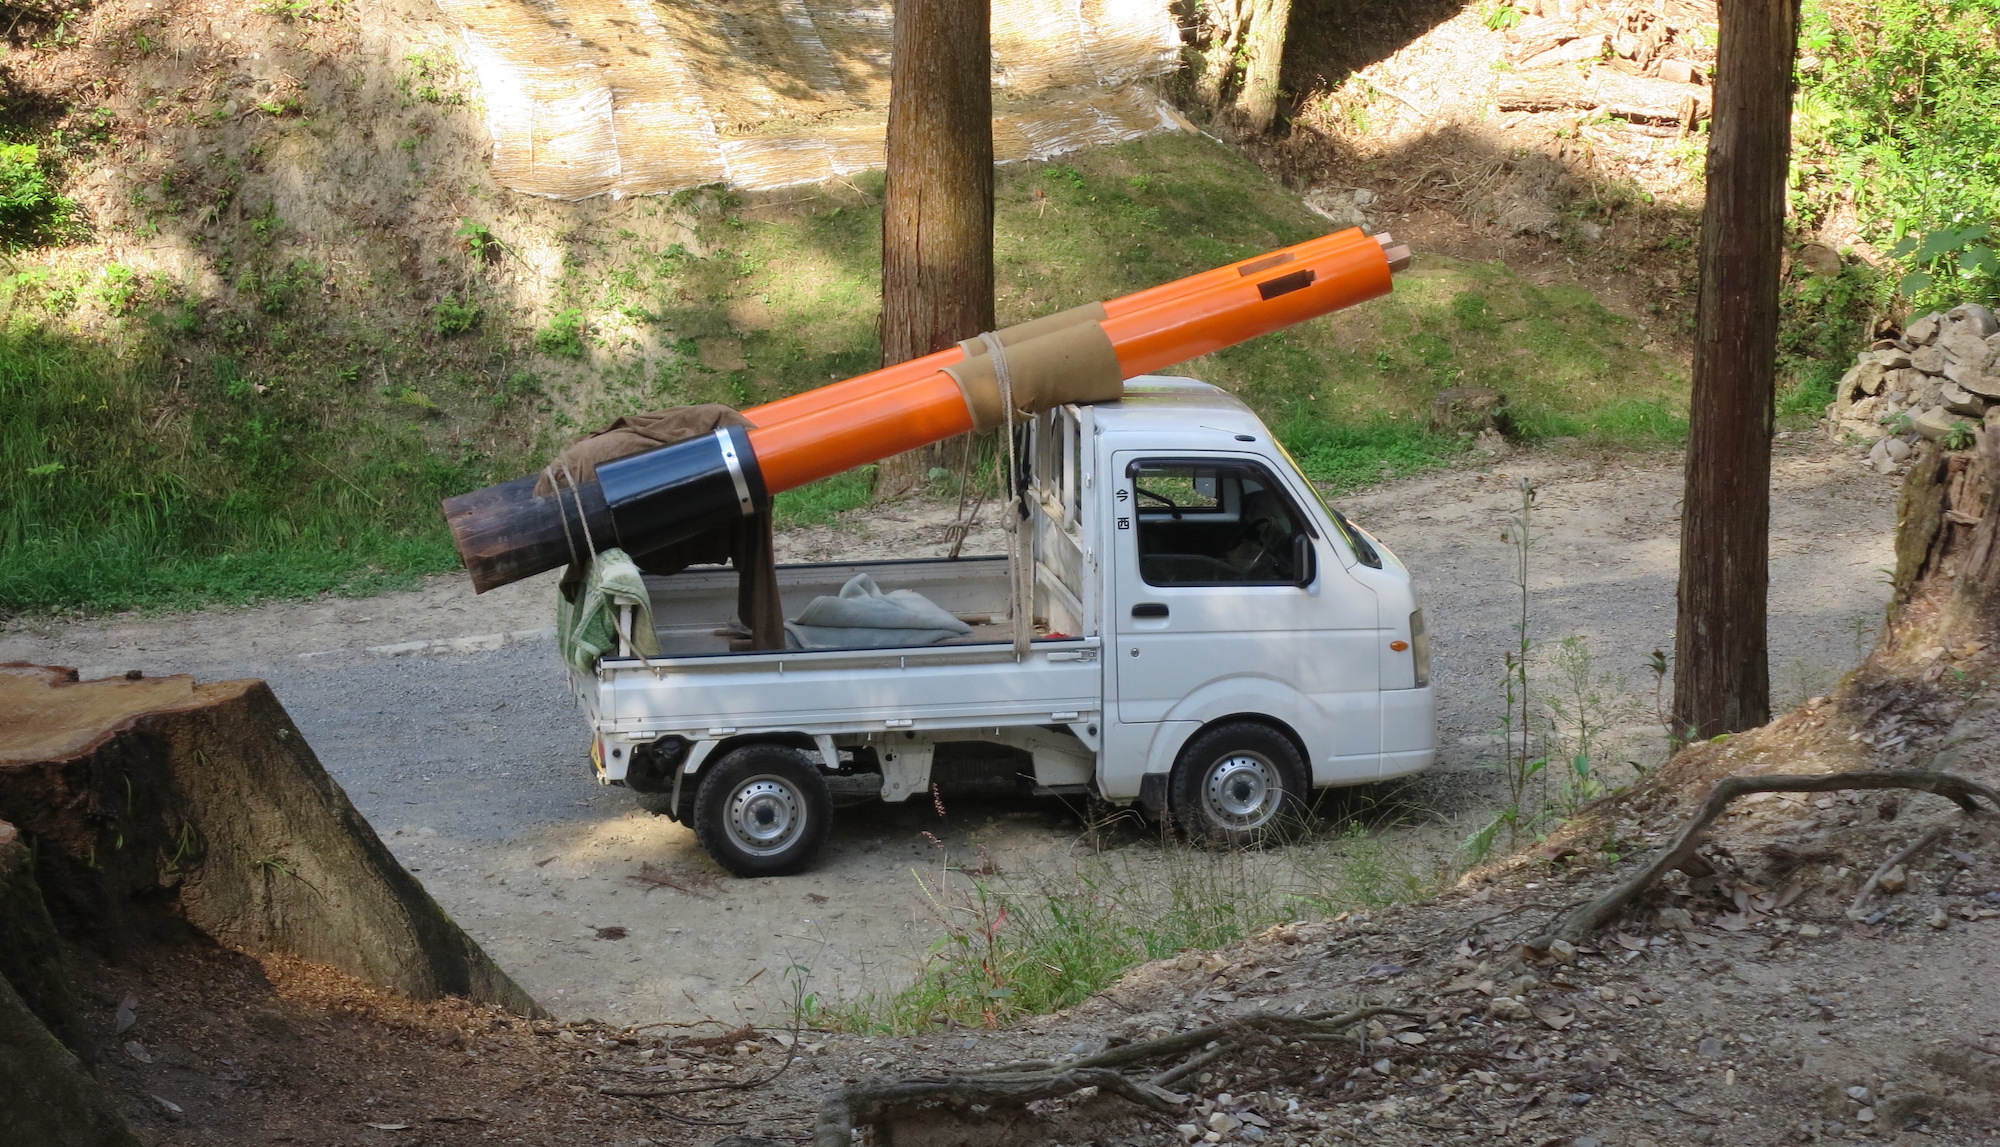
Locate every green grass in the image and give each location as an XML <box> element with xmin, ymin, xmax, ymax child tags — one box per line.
<box><xmin>1508</xmin><ymin>396</ymin><xmax>1689</xmax><ymax>444</ymax></box>
<box><xmin>772</xmin><ymin>466</ymin><xmax>877</xmax><ymax>527</ymax></box>
<box><xmin>1278</xmin><ymin>419</ymin><xmax>1465</xmax><ymax>491</ymax></box>
<box><xmin>810</xmin><ymin>822</ymin><xmax>1445</xmax><ymax>1034</ymax></box>
<box><xmin>0</xmin><ymin>325</ymin><xmax>494</xmax><ymax>614</ymax></box>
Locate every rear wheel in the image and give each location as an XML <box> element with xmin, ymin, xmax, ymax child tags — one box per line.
<box><xmin>1168</xmin><ymin>722</ymin><xmax>1308</xmax><ymax>848</ymax></box>
<box><xmin>692</xmin><ymin>744</ymin><xmax>832</xmax><ymax>876</ymax></box>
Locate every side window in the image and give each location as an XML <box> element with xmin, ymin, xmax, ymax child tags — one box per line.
<box><xmin>1130</xmin><ymin>460</ymin><xmax>1310</xmax><ymax>586</ymax></box>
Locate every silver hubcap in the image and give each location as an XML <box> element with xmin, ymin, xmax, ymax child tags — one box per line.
<box><xmin>725</xmin><ymin>775</ymin><xmax>806</xmax><ymax>857</ymax></box>
<box><xmin>1204</xmin><ymin>751</ymin><xmax>1281</xmax><ymax>830</ymax></box>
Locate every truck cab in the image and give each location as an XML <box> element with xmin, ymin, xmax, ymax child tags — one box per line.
<box><xmin>579</xmin><ymin>377</ymin><xmax>1434</xmax><ymax>875</ymax></box>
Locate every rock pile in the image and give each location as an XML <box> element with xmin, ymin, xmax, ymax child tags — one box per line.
<box><xmin>1829</xmin><ymin>303</ymin><xmax>2000</xmax><ymax>474</ymax></box>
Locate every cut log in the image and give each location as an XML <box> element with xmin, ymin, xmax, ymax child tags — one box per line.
<box><xmin>0</xmin><ymin>665</ymin><xmax>545</xmax><ymax>1018</ymax></box>
<box><xmin>1507</xmin><ymin>15</ymin><xmax>1584</xmax><ymax>63</ymax></box>
<box><xmin>1497</xmin><ymin>66</ymin><xmax>1711</xmax><ymax>123</ymax></box>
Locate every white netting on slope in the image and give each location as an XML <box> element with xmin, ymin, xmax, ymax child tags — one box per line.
<box><xmin>436</xmin><ymin>0</ymin><xmax>1182</xmax><ymax>201</ymax></box>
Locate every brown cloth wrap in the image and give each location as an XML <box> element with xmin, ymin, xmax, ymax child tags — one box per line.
<box><xmin>532</xmin><ymin>406</ymin><xmax>751</xmax><ymax>495</ymax></box>
<box><xmin>942</xmin><ymin>310</ymin><xmax>1125</xmax><ymax>431</ymax></box>
<box><xmin>540</xmin><ymin>406</ymin><xmax>782</xmax><ymax>651</ymax></box>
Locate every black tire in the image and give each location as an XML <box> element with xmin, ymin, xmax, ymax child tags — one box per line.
<box><xmin>634</xmin><ymin>788</ymin><xmax>693</xmax><ymax>821</ymax></box>
<box><xmin>692</xmin><ymin>744</ymin><xmax>832</xmax><ymax>877</ymax></box>
<box><xmin>1167</xmin><ymin>722</ymin><xmax>1309</xmax><ymax>848</ymax></box>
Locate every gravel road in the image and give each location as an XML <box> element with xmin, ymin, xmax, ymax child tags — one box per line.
<box><xmin>0</xmin><ymin>437</ymin><xmax>1898</xmax><ymax>1025</ymax></box>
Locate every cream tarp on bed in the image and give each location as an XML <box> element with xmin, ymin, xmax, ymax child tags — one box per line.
<box><xmin>434</xmin><ymin>0</ymin><xmax>1182</xmax><ymax>200</ymax></box>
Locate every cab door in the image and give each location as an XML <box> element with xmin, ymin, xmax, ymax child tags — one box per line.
<box><xmin>1107</xmin><ymin>453</ymin><xmax>1382</xmax><ymax>778</ymax></box>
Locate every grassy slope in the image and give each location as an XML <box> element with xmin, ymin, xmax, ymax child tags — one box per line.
<box><xmin>1</xmin><ymin>132</ymin><xmax>1685</xmax><ymax>615</ymax></box>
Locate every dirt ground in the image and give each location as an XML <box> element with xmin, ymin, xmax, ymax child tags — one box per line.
<box><xmin>1</xmin><ymin>436</ymin><xmax>1900</xmax><ymax>1032</ymax></box>
<box><xmin>64</xmin><ymin>637</ymin><xmax>2000</xmax><ymax>1147</ymax></box>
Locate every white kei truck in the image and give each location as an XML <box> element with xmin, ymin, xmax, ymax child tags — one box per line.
<box><xmin>575</xmin><ymin>377</ymin><xmax>1435</xmax><ymax>875</ymax></box>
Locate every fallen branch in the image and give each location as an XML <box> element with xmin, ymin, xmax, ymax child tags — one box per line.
<box><xmin>1846</xmin><ymin>825</ymin><xmax>1950</xmax><ymax>920</ymax></box>
<box><xmin>1531</xmin><ymin>771</ymin><xmax>2000</xmax><ymax>948</ymax></box>
<box><xmin>628</xmin><ymin>861</ymin><xmax>718</xmax><ymax>899</ymax></box>
<box><xmin>1496</xmin><ymin>66</ymin><xmax>1710</xmax><ymax>123</ymax></box>
<box><xmin>811</xmin><ymin>1005</ymin><xmax>1423</xmax><ymax>1147</ymax></box>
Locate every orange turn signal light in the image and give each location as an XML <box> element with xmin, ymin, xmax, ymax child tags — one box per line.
<box><xmin>1390</xmin><ymin>640</ymin><xmax>1410</xmax><ymax>652</ymax></box>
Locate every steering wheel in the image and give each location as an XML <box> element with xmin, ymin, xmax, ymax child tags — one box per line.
<box><xmin>1230</xmin><ymin>503</ymin><xmax>1293</xmax><ymax>578</ymax></box>
<box><xmin>1134</xmin><ymin>484</ymin><xmax>1178</xmax><ymax>509</ymax></box>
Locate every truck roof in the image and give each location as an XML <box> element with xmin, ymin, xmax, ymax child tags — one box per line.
<box><xmin>1092</xmin><ymin>375</ymin><xmax>1270</xmax><ymax>443</ymax></box>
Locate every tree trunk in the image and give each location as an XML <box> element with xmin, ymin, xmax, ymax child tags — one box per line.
<box><xmin>1670</xmin><ymin>0</ymin><xmax>1800</xmax><ymax>742</ymax></box>
<box><xmin>1227</xmin><ymin>0</ymin><xmax>1294</xmax><ymax>137</ymax></box>
<box><xmin>876</xmin><ymin>0</ymin><xmax>995</xmax><ymax>500</ymax></box>
<box><xmin>1193</xmin><ymin>0</ymin><xmax>1246</xmax><ymax>116</ymax></box>
<box><xmin>0</xmin><ymin>665</ymin><xmax>546</xmax><ymax>1018</ymax></box>
<box><xmin>1888</xmin><ymin>426</ymin><xmax>2000</xmax><ymax>646</ymax></box>
<box><xmin>0</xmin><ymin>822</ymin><xmax>140</xmax><ymax>1146</ymax></box>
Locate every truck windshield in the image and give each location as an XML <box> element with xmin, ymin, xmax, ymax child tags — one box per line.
<box><xmin>1270</xmin><ymin>438</ymin><xmax>1383</xmax><ymax>569</ymax></box>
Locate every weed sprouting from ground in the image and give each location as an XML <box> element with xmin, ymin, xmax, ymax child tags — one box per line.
<box><xmin>1484</xmin><ymin>476</ymin><xmax>1543</xmax><ymax>857</ymax></box>
<box><xmin>1540</xmin><ymin>635</ymin><xmax>1642</xmax><ymax>819</ymax></box>
<box><xmin>431</xmin><ymin>294</ymin><xmax>481</xmax><ymax>336</ymax></box>
<box><xmin>1463</xmin><ymin>481</ymin><xmax>1654</xmax><ymax>865</ymax></box>
<box><xmin>534</xmin><ymin>309</ymin><xmax>588</xmax><ymax>358</ymax></box>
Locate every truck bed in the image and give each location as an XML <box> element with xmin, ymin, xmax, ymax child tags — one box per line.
<box><xmin>588</xmin><ymin>556</ymin><xmax>1103</xmax><ymax>740</ymax></box>
<box><xmin>644</xmin><ymin>555</ymin><xmax>1030</xmax><ymax>656</ymax></box>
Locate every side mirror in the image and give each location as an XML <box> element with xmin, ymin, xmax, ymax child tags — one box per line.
<box><xmin>1293</xmin><ymin>534</ymin><xmax>1317</xmax><ymax>587</ymax></box>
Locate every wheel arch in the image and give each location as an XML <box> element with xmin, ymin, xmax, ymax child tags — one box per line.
<box><xmin>692</xmin><ymin>731</ymin><xmax>824</xmax><ymax>777</ymax></box>
<box><xmin>1157</xmin><ymin>677</ymin><xmax>1325</xmax><ymax>762</ymax></box>
<box><xmin>1178</xmin><ymin>712</ymin><xmax>1312</xmax><ymax>784</ymax></box>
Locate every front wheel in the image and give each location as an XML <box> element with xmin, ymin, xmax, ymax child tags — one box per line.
<box><xmin>692</xmin><ymin>745</ymin><xmax>832</xmax><ymax>877</ymax></box>
<box><xmin>1167</xmin><ymin>722</ymin><xmax>1309</xmax><ymax>848</ymax></box>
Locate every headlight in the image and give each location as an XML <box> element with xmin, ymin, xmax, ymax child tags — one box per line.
<box><xmin>1409</xmin><ymin>609</ymin><xmax>1430</xmax><ymax>687</ymax></box>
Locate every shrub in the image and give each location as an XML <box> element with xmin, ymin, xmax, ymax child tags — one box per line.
<box><xmin>0</xmin><ymin>144</ymin><xmax>73</xmax><ymax>248</ymax></box>
<box><xmin>534</xmin><ymin>309</ymin><xmax>587</xmax><ymax>358</ymax></box>
<box><xmin>1795</xmin><ymin>0</ymin><xmax>2000</xmax><ymax>308</ymax></box>
<box><xmin>431</xmin><ymin>294</ymin><xmax>480</xmax><ymax>336</ymax></box>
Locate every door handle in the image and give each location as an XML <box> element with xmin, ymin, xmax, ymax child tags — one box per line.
<box><xmin>1131</xmin><ymin>602</ymin><xmax>1169</xmax><ymax>619</ymax></box>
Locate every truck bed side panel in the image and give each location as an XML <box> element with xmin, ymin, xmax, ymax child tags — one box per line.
<box><xmin>596</xmin><ymin>641</ymin><xmax>1103</xmax><ymax>736</ymax></box>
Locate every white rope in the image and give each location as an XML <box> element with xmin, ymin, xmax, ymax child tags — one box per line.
<box><xmin>545</xmin><ymin>462</ymin><xmax>582</xmax><ymax>572</ymax></box>
<box><xmin>543</xmin><ymin>459</ymin><xmax>605</xmax><ymax>569</ymax></box>
<box><xmin>559</xmin><ymin>460</ymin><xmax>600</xmax><ymax>558</ymax></box>
<box><xmin>981</xmin><ymin>331</ymin><xmax>1033</xmax><ymax>661</ymax></box>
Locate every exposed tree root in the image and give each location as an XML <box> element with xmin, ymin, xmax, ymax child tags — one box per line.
<box><xmin>811</xmin><ymin>1005</ymin><xmax>1423</xmax><ymax>1147</ymax></box>
<box><xmin>1530</xmin><ymin>771</ymin><xmax>2000</xmax><ymax>949</ymax></box>
<box><xmin>1846</xmin><ymin>825</ymin><xmax>1950</xmax><ymax>920</ymax></box>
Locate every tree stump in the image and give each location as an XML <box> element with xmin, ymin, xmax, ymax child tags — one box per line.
<box><xmin>1883</xmin><ymin>419</ymin><xmax>2000</xmax><ymax>654</ymax></box>
<box><xmin>0</xmin><ymin>817</ymin><xmax>139</xmax><ymax>1146</ymax></box>
<box><xmin>0</xmin><ymin>665</ymin><xmax>545</xmax><ymax>1016</ymax></box>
